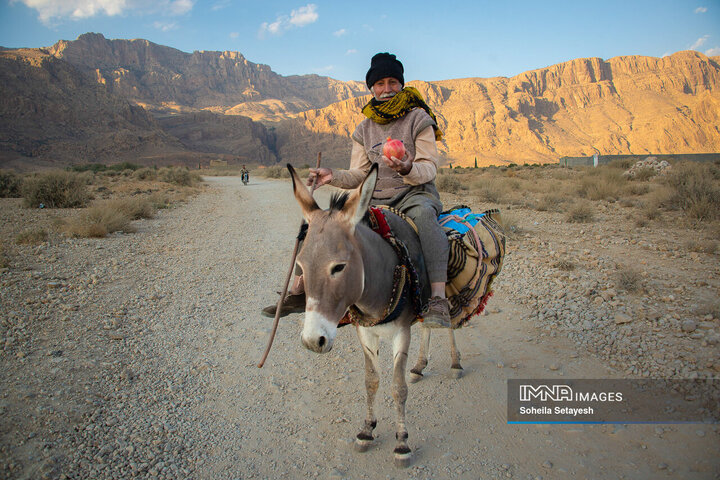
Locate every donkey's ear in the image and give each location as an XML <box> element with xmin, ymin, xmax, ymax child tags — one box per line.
<box><xmin>343</xmin><ymin>163</ymin><xmax>378</xmax><ymax>228</ymax></box>
<box><xmin>288</xmin><ymin>164</ymin><xmax>320</xmax><ymax>222</ymax></box>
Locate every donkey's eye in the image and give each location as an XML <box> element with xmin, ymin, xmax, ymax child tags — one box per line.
<box><xmin>331</xmin><ymin>264</ymin><xmax>346</xmax><ymax>275</ymax></box>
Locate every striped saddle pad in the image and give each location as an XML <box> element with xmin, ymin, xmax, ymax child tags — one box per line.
<box><xmin>439</xmin><ymin>206</ymin><xmax>506</xmax><ymax>328</ymax></box>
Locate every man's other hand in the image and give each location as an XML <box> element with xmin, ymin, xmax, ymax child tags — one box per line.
<box><xmin>307</xmin><ymin>167</ymin><xmax>333</xmax><ymax>187</ymax></box>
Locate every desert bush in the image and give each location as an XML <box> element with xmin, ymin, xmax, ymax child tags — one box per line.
<box><xmin>0</xmin><ymin>243</ymin><xmax>8</xmax><ymax>268</ymax></box>
<box><xmin>133</xmin><ymin>167</ymin><xmax>158</xmax><ymax>181</ymax></box>
<box><xmin>577</xmin><ymin>169</ymin><xmax>624</xmax><ymax>201</ymax></box>
<box><xmin>553</xmin><ymin>259</ymin><xmax>575</xmax><ymax>271</ymax></box>
<box><xmin>500</xmin><ymin>212</ymin><xmax>521</xmax><ymax>240</ymax></box>
<box><xmin>535</xmin><ymin>193</ymin><xmax>568</xmax><ymax>212</ymax></box>
<box><xmin>436</xmin><ymin>174</ymin><xmax>467</xmax><ymax>194</ymax></box>
<box><xmin>615</xmin><ymin>265</ymin><xmax>642</xmax><ymax>293</ymax></box>
<box><xmin>158</xmin><ymin>167</ymin><xmax>201</xmax><ymax>186</ymax></box>
<box><xmin>630</xmin><ymin>167</ymin><xmax>657</xmax><ymax>182</ymax></box>
<box><xmin>108</xmin><ymin>197</ymin><xmax>155</xmax><ymax>220</ymax></box>
<box><xmin>663</xmin><ymin>162</ymin><xmax>720</xmax><ymax>220</ymax></box>
<box><xmin>471</xmin><ymin>179</ymin><xmax>511</xmax><ymax>203</ymax></box>
<box><xmin>15</xmin><ymin>228</ymin><xmax>48</xmax><ymax>245</ymax></box>
<box><xmin>566</xmin><ymin>201</ymin><xmax>595</xmax><ymax>223</ymax></box>
<box><xmin>0</xmin><ymin>170</ymin><xmax>23</xmax><ymax>198</ymax></box>
<box><xmin>262</xmin><ymin>166</ymin><xmax>290</xmax><ymax>179</ymax></box>
<box><xmin>21</xmin><ymin>171</ymin><xmax>91</xmax><ymax>208</ymax></box>
<box><xmin>59</xmin><ymin>202</ymin><xmax>134</xmax><ymax>238</ymax></box>
<box><xmin>148</xmin><ymin>192</ymin><xmax>171</xmax><ymax>209</ymax></box>
<box><xmin>685</xmin><ymin>239</ymin><xmax>718</xmax><ymax>255</ymax></box>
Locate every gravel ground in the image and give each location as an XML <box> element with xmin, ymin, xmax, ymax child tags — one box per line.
<box><xmin>1</xmin><ymin>176</ymin><xmax>718</xmax><ymax>479</ymax></box>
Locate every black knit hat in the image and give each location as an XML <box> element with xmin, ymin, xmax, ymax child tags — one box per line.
<box><xmin>365</xmin><ymin>52</ymin><xmax>404</xmax><ymax>89</ymax></box>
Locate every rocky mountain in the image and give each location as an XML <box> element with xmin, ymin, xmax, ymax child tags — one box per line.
<box><xmin>0</xmin><ymin>47</ymin><xmax>186</xmax><ymax>170</ymax></box>
<box><xmin>48</xmin><ymin>33</ymin><xmax>367</xmax><ymax>115</ymax></box>
<box><xmin>284</xmin><ymin>51</ymin><xmax>720</xmax><ymax>166</ymax></box>
<box><xmin>1</xmin><ymin>32</ymin><xmax>718</xmax><ymax>169</ymax></box>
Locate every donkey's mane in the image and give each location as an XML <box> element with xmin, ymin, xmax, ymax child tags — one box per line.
<box><xmin>329</xmin><ymin>191</ymin><xmax>350</xmax><ymax>212</ymax></box>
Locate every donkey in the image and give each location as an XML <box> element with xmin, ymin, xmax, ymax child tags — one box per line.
<box><xmin>289</xmin><ymin>163</ymin><xmax>463</xmax><ymax>467</ymax></box>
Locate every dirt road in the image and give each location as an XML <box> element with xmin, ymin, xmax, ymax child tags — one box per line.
<box><xmin>1</xmin><ymin>176</ymin><xmax>717</xmax><ymax>479</ymax></box>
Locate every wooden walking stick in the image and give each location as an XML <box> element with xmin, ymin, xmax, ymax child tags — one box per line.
<box><xmin>258</xmin><ymin>152</ymin><xmax>322</xmax><ymax>368</ymax></box>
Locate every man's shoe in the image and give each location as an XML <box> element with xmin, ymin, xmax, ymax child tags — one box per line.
<box><xmin>261</xmin><ymin>293</ymin><xmax>306</xmax><ymax>318</ymax></box>
<box><xmin>422</xmin><ymin>296</ymin><xmax>451</xmax><ymax>328</ymax></box>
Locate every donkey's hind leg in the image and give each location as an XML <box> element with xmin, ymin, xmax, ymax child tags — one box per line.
<box><xmin>409</xmin><ymin>326</ymin><xmax>430</xmax><ymax>383</ymax></box>
<box><xmin>355</xmin><ymin>326</ymin><xmax>380</xmax><ymax>453</ymax></box>
<box><xmin>391</xmin><ymin>324</ymin><xmax>412</xmax><ymax>468</ymax></box>
<box><xmin>449</xmin><ymin>328</ymin><xmax>463</xmax><ymax>379</ymax></box>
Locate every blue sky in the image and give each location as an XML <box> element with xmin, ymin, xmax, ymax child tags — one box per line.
<box><xmin>1</xmin><ymin>0</ymin><xmax>719</xmax><ymax>83</ymax></box>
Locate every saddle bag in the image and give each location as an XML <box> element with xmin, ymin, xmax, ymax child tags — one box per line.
<box><xmin>439</xmin><ymin>206</ymin><xmax>506</xmax><ymax>328</ymax></box>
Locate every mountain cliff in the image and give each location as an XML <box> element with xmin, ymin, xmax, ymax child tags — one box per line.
<box><xmin>283</xmin><ymin>51</ymin><xmax>720</xmax><ymax>166</ymax></box>
<box><xmin>48</xmin><ymin>33</ymin><xmax>367</xmax><ymax>115</ymax></box>
<box><xmin>0</xmin><ymin>47</ymin><xmax>185</xmax><ymax>169</ymax></box>
<box><xmin>1</xmin><ymin>32</ymin><xmax>718</xmax><ymax>169</ymax></box>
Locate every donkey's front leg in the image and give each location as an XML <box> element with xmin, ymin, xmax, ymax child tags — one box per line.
<box><xmin>449</xmin><ymin>328</ymin><xmax>463</xmax><ymax>379</ymax></box>
<box><xmin>391</xmin><ymin>325</ymin><xmax>412</xmax><ymax>467</ymax></box>
<box><xmin>355</xmin><ymin>326</ymin><xmax>380</xmax><ymax>452</ymax></box>
<box><xmin>409</xmin><ymin>326</ymin><xmax>431</xmax><ymax>383</ymax></box>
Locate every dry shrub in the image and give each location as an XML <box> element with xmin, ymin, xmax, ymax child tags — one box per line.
<box><xmin>685</xmin><ymin>239</ymin><xmax>718</xmax><ymax>255</ymax></box>
<box><xmin>133</xmin><ymin>167</ymin><xmax>158</xmax><ymax>181</ymax></box>
<box><xmin>501</xmin><ymin>212</ymin><xmax>522</xmax><ymax>240</ymax></box>
<box><xmin>615</xmin><ymin>265</ymin><xmax>642</xmax><ymax>293</ymax></box>
<box><xmin>663</xmin><ymin>162</ymin><xmax>720</xmax><ymax>221</ymax></box>
<box><xmin>15</xmin><ymin>228</ymin><xmax>48</xmax><ymax>245</ymax></box>
<box><xmin>0</xmin><ymin>243</ymin><xmax>9</xmax><ymax>268</ymax></box>
<box><xmin>59</xmin><ymin>202</ymin><xmax>134</xmax><ymax>238</ymax></box>
<box><xmin>0</xmin><ymin>170</ymin><xmax>23</xmax><ymax>198</ymax></box>
<box><xmin>535</xmin><ymin>193</ymin><xmax>568</xmax><ymax>212</ymax></box>
<box><xmin>566</xmin><ymin>201</ymin><xmax>595</xmax><ymax>223</ymax></box>
<box><xmin>436</xmin><ymin>174</ymin><xmax>468</xmax><ymax>194</ymax></box>
<box><xmin>630</xmin><ymin>167</ymin><xmax>657</xmax><ymax>182</ymax></box>
<box><xmin>107</xmin><ymin>197</ymin><xmax>155</xmax><ymax>220</ymax></box>
<box><xmin>554</xmin><ymin>259</ymin><xmax>575</xmax><ymax>271</ymax></box>
<box><xmin>158</xmin><ymin>167</ymin><xmax>201</xmax><ymax>187</ymax></box>
<box><xmin>577</xmin><ymin>169</ymin><xmax>624</xmax><ymax>201</ymax></box>
<box><xmin>471</xmin><ymin>179</ymin><xmax>511</xmax><ymax>203</ymax></box>
<box><xmin>148</xmin><ymin>192</ymin><xmax>171</xmax><ymax>209</ymax></box>
<box><xmin>262</xmin><ymin>166</ymin><xmax>290</xmax><ymax>179</ymax></box>
<box><xmin>21</xmin><ymin>171</ymin><xmax>91</xmax><ymax>208</ymax></box>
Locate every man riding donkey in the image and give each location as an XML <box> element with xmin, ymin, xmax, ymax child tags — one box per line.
<box><xmin>263</xmin><ymin>52</ymin><xmax>451</xmax><ymax>328</ymax></box>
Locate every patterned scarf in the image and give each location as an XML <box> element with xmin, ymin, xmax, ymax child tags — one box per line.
<box><xmin>361</xmin><ymin>86</ymin><xmax>443</xmax><ymax>141</ymax></box>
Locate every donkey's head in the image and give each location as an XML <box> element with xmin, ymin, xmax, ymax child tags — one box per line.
<box><xmin>289</xmin><ymin>164</ymin><xmax>378</xmax><ymax>354</ymax></box>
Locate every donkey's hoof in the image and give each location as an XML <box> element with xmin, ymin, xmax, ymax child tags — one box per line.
<box><xmin>393</xmin><ymin>448</ymin><xmax>412</xmax><ymax>468</ymax></box>
<box><xmin>409</xmin><ymin>369</ymin><xmax>423</xmax><ymax>383</ymax></box>
<box><xmin>354</xmin><ymin>437</ymin><xmax>373</xmax><ymax>452</ymax></box>
<box><xmin>450</xmin><ymin>366</ymin><xmax>464</xmax><ymax>379</ymax></box>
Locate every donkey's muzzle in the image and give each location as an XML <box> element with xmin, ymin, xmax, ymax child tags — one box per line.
<box><xmin>301</xmin><ymin>312</ymin><xmax>336</xmax><ymax>354</ymax></box>
<box><xmin>301</xmin><ymin>334</ymin><xmax>333</xmax><ymax>354</ymax></box>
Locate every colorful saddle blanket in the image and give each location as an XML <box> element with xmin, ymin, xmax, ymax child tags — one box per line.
<box><xmin>440</xmin><ymin>206</ymin><xmax>506</xmax><ymax>328</ymax></box>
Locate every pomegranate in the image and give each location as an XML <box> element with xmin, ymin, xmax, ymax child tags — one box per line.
<box><xmin>382</xmin><ymin>136</ymin><xmax>405</xmax><ymax>160</ymax></box>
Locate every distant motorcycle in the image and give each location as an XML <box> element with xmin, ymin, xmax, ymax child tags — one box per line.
<box><xmin>241</xmin><ymin>171</ymin><xmax>249</xmax><ymax>185</ymax></box>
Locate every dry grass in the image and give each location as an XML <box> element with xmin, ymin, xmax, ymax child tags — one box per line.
<box><xmin>437</xmin><ymin>174</ymin><xmax>468</xmax><ymax>194</ymax></box>
<box><xmin>577</xmin><ymin>168</ymin><xmax>625</xmax><ymax>201</ymax></box>
<box><xmin>21</xmin><ymin>171</ymin><xmax>92</xmax><ymax>208</ymax></box>
<box><xmin>685</xmin><ymin>239</ymin><xmax>718</xmax><ymax>255</ymax></box>
<box><xmin>553</xmin><ymin>259</ymin><xmax>576</xmax><ymax>271</ymax></box>
<box><xmin>0</xmin><ymin>242</ymin><xmax>8</xmax><ymax>269</ymax></box>
<box><xmin>0</xmin><ymin>170</ymin><xmax>23</xmax><ymax>198</ymax></box>
<box><xmin>58</xmin><ymin>201</ymin><xmax>135</xmax><ymax>238</ymax></box>
<box><xmin>107</xmin><ymin>197</ymin><xmax>156</xmax><ymax>220</ymax></box>
<box><xmin>662</xmin><ymin>161</ymin><xmax>720</xmax><ymax>221</ymax></box>
<box><xmin>158</xmin><ymin>167</ymin><xmax>202</xmax><ymax>187</ymax></box>
<box><xmin>566</xmin><ymin>201</ymin><xmax>595</xmax><ymax>223</ymax></box>
<box><xmin>15</xmin><ymin>228</ymin><xmax>49</xmax><ymax>245</ymax></box>
<box><xmin>615</xmin><ymin>265</ymin><xmax>643</xmax><ymax>293</ymax></box>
